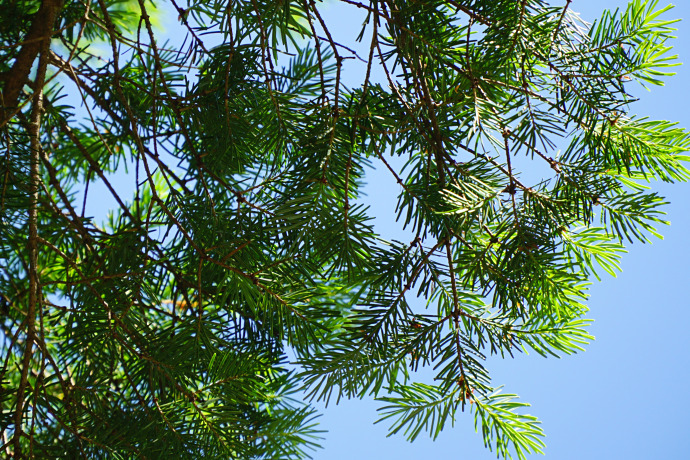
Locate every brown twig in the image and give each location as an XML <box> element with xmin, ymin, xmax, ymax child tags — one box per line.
<box><xmin>12</xmin><ymin>1</ymin><xmax>57</xmax><ymax>451</ymax></box>
<box><xmin>0</xmin><ymin>0</ymin><xmax>64</xmax><ymax>125</ymax></box>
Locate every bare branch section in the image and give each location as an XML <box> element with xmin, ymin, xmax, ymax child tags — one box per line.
<box><xmin>11</xmin><ymin>1</ymin><xmax>61</xmax><ymax>456</ymax></box>
<box><xmin>1</xmin><ymin>0</ymin><xmax>64</xmax><ymax>126</ymax></box>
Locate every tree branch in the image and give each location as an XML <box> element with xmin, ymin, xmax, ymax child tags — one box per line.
<box><xmin>1</xmin><ymin>0</ymin><xmax>64</xmax><ymax>125</ymax></box>
<box><xmin>11</xmin><ymin>5</ymin><xmax>54</xmax><ymax>453</ymax></box>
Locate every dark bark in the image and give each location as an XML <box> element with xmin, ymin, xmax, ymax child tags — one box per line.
<box><xmin>1</xmin><ymin>0</ymin><xmax>64</xmax><ymax>125</ymax></box>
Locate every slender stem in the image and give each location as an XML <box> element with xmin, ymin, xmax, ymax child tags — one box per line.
<box><xmin>550</xmin><ymin>0</ymin><xmax>573</xmax><ymax>51</ymax></box>
<box><xmin>12</xmin><ymin>4</ymin><xmax>54</xmax><ymax>451</ymax></box>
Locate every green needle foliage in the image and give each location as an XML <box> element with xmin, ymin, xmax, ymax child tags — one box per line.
<box><xmin>1</xmin><ymin>0</ymin><xmax>687</xmax><ymax>458</ymax></box>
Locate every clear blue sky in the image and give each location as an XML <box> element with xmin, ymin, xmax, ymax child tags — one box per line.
<box><xmin>80</xmin><ymin>1</ymin><xmax>690</xmax><ymax>458</ymax></box>
<box><xmin>306</xmin><ymin>1</ymin><xmax>690</xmax><ymax>459</ymax></box>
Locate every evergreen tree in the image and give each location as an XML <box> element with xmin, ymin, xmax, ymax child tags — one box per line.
<box><xmin>1</xmin><ymin>0</ymin><xmax>687</xmax><ymax>458</ymax></box>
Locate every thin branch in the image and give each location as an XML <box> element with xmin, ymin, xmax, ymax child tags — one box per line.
<box><xmin>12</xmin><ymin>2</ymin><xmax>55</xmax><ymax>450</ymax></box>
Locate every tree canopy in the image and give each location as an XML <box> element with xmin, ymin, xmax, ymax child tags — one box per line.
<box><xmin>1</xmin><ymin>0</ymin><xmax>688</xmax><ymax>458</ymax></box>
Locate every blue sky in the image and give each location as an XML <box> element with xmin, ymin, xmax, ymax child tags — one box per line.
<box><xmin>306</xmin><ymin>1</ymin><xmax>690</xmax><ymax>459</ymax></box>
